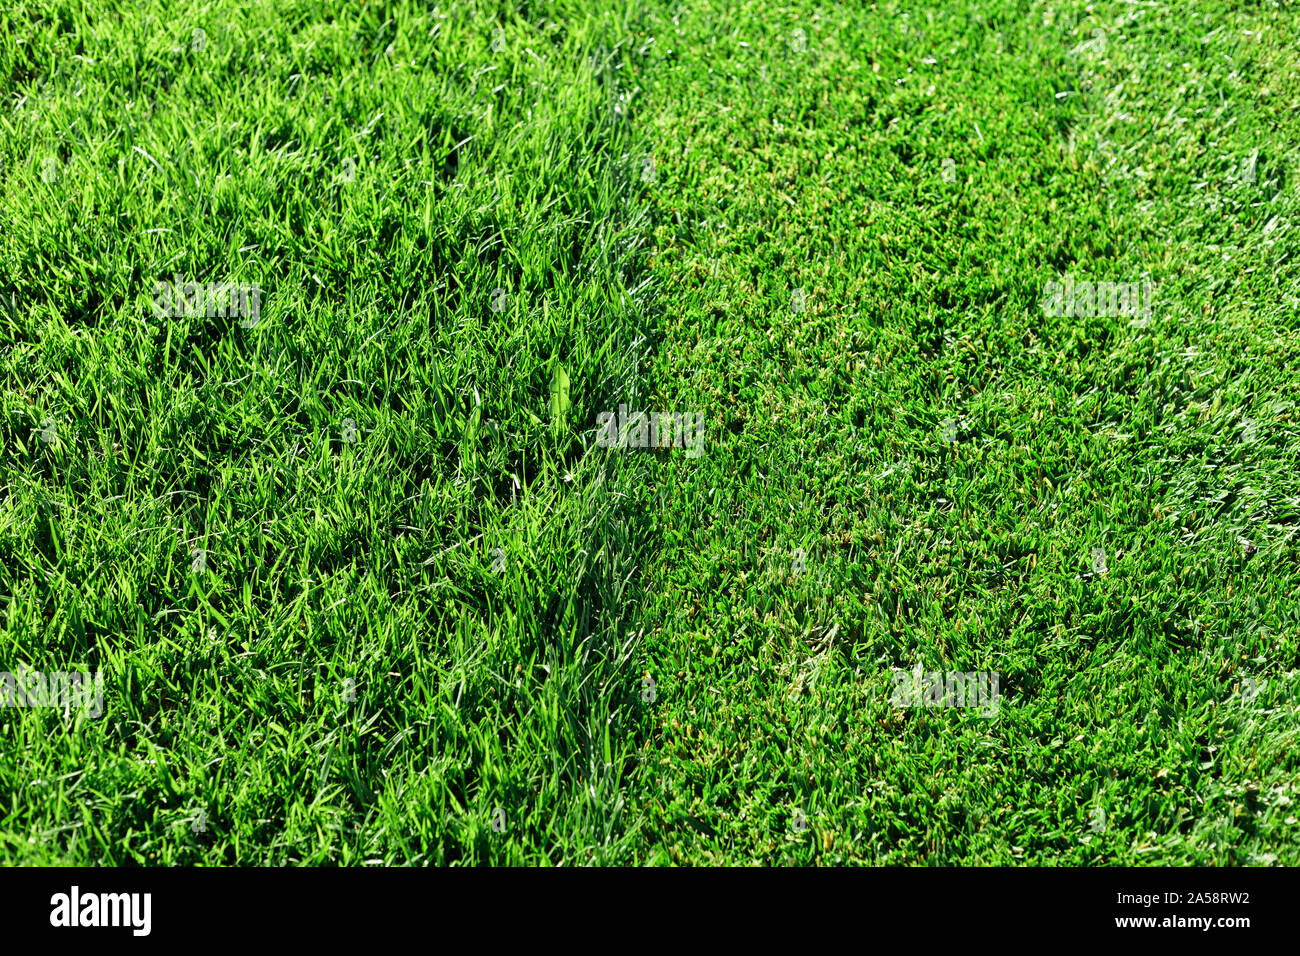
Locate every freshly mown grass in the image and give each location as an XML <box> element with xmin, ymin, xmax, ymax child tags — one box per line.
<box><xmin>628</xmin><ymin>0</ymin><xmax>1300</xmax><ymax>864</ymax></box>
<box><xmin>1</xmin><ymin>0</ymin><xmax>1298</xmax><ymax>866</ymax></box>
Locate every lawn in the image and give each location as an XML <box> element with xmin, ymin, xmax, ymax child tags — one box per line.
<box><xmin>1</xmin><ymin>0</ymin><xmax>1298</xmax><ymax>865</ymax></box>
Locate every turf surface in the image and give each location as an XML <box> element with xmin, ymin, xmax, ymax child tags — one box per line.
<box><xmin>1</xmin><ymin>0</ymin><xmax>1298</xmax><ymax>864</ymax></box>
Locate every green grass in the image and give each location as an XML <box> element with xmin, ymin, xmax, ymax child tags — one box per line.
<box><xmin>0</xmin><ymin>0</ymin><xmax>659</xmax><ymax>864</ymax></box>
<box><xmin>631</xmin><ymin>0</ymin><xmax>1300</xmax><ymax>864</ymax></box>
<box><xmin>1</xmin><ymin>0</ymin><xmax>1298</xmax><ymax>865</ymax></box>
